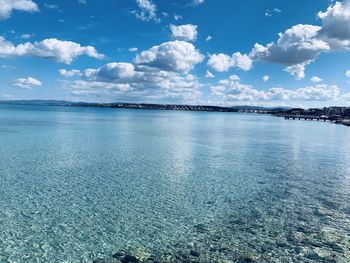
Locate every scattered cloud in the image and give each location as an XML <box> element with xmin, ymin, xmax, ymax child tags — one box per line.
<box><xmin>12</xmin><ymin>77</ymin><xmax>42</xmax><ymax>89</ymax></box>
<box><xmin>133</xmin><ymin>0</ymin><xmax>159</xmax><ymax>22</ymax></box>
<box><xmin>262</xmin><ymin>75</ymin><xmax>270</xmax><ymax>82</ymax></box>
<box><xmin>248</xmin><ymin>0</ymin><xmax>350</xmax><ymax>79</ymax></box>
<box><xmin>174</xmin><ymin>14</ymin><xmax>182</xmax><ymax>21</ymax></box>
<box><xmin>60</xmin><ymin>40</ymin><xmax>205</xmax><ymax>103</ymax></box>
<box><xmin>192</xmin><ymin>0</ymin><xmax>204</xmax><ymax>6</ymax></box>
<box><xmin>21</xmin><ymin>33</ymin><xmax>33</xmax><ymax>39</ymax></box>
<box><xmin>59</xmin><ymin>69</ymin><xmax>82</xmax><ymax>77</ymax></box>
<box><xmin>134</xmin><ymin>40</ymin><xmax>204</xmax><ymax>73</ymax></box>
<box><xmin>170</xmin><ymin>24</ymin><xmax>198</xmax><ymax>41</ymax></box>
<box><xmin>205</xmin><ymin>70</ymin><xmax>214</xmax><ymax>78</ymax></box>
<box><xmin>129</xmin><ymin>47</ymin><xmax>138</xmax><ymax>52</ymax></box>
<box><xmin>310</xmin><ymin>76</ymin><xmax>323</xmax><ymax>83</ymax></box>
<box><xmin>0</xmin><ymin>36</ymin><xmax>104</xmax><ymax>64</ymax></box>
<box><xmin>208</xmin><ymin>53</ymin><xmax>233</xmax><ymax>72</ymax></box>
<box><xmin>229</xmin><ymin>75</ymin><xmax>240</xmax><ymax>81</ymax></box>
<box><xmin>206</xmin><ymin>36</ymin><xmax>212</xmax><ymax>42</ymax></box>
<box><xmin>346</xmin><ymin>70</ymin><xmax>350</xmax><ymax>78</ymax></box>
<box><xmin>210</xmin><ymin>76</ymin><xmax>341</xmax><ymax>102</ymax></box>
<box><xmin>0</xmin><ymin>0</ymin><xmax>39</xmax><ymax>20</ymax></box>
<box><xmin>0</xmin><ymin>94</ymin><xmax>15</xmax><ymax>100</ymax></box>
<box><xmin>44</xmin><ymin>3</ymin><xmax>58</xmax><ymax>10</ymax></box>
<box><xmin>265</xmin><ymin>8</ymin><xmax>282</xmax><ymax>17</ymax></box>
<box><xmin>208</xmin><ymin>52</ymin><xmax>252</xmax><ymax>72</ymax></box>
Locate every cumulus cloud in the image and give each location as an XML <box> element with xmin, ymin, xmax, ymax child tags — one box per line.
<box><xmin>134</xmin><ymin>40</ymin><xmax>204</xmax><ymax>73</ymax></box>
<box><xmin>133</xmin><ymin>0</ymin><xmax>159</xmax><ymax>22</ymax></box>
<box><xmin>208</xmin><ymin>52</ymin><xmax>252</xmax><ymax>72</ymax></box>
<box><xmin>310</xmin><ymin>76</ymin><xmax>323</xmax><ymax>82</ymax></box>
<box><xmin>207</xmin><ymin>53</ymin><xmax>233</xmax><ymax>72</ymax></box>
<box><xmin>231</xmin><ymin>52</ymin><xmax>253</xmax><ymax>71</ymax></box>
<box><xmin>210</xmin><ymin>76</ymin><xmax>341</xmax><ymax>102</ymax></box>
<box><xmin>346</xmin><ymin>70</ymin><xmax>350</xmax><ymax>77</ymax></box>
<box><xmin>210</xmin><ymin>77</ymin><xmax>344</xmax><ymax>101</ymax></box>
<box><xmin>84</xmin><ymin>63</ymin><xmax>136</xmax><ymax>81</ymax></box>
<box><xmin>170</xmin><ymin>24</ymin><xmax>198</xmax><ymax>41</ymax></box>
<box><xmin>250</xmin><ymin>24</ymin><xmax>329</xmax><ymax>80</ymax></box>
<box><xmin>0</xmin><ymin>0</ymin><xmax>39</xmax><ymax>20</ymax></box>
<box><xmin>60</xmin><ymin>40</ymin><xmax>206</xmax><ymax>103</ymax></box>
<box><xmin>248</xmin><ymin>1</ymin><xmax>350</xmax><ymax>79</ymax></box>
<box><xmin>12</xmin><ymin>77</ymin><xmax>42</xmax><ymax>89</ymax></box>
<box><xmin>0</xmin><ymin>36</ymin><xmax>104</xmax><ymax>64</ymax></box>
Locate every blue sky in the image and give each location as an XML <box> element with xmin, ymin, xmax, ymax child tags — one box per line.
<box><xmin>1</xmin><ymin>0</ymin><xmax>350</xmax><ymax>107</ymax></box>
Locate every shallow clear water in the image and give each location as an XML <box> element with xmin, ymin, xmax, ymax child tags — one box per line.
<box><xmin>0</xmin><ymin>104</ymin><xmax>349</xmax><ymax>263</ymax></box>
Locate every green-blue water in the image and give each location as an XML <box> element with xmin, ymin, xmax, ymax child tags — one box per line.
<box><xmin>0</xmin><ymin>104</ymin><xmax>349</xmax><ymax>262</ymax></box>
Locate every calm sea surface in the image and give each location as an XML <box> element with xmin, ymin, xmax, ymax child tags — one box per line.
<box><xmin>0</xmin><ymin>104</ymin><xmax>349</xmax><ymax>263</ymax></box>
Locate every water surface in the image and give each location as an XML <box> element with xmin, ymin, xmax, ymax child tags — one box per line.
<box><xmin>0</xmin><ymin>104</ymin><xmax>349</xmax><ymax>262</ymax></box>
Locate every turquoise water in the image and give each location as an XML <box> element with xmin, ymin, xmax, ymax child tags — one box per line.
<box><xmin>0</xmin><ymin>104</ymin><xmax>350</xmax><ymax>263</ymax></box>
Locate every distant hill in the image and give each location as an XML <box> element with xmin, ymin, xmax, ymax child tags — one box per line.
<box><xmin>230</xmin><ymin>105</ymin><xmax>292</xmax><ymax>111</ymax></box>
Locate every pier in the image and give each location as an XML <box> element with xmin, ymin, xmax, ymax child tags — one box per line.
<box><xmin>274</xmin><ymin>114</ymin><xmax>350</xmax><ymax>126</ymax></box>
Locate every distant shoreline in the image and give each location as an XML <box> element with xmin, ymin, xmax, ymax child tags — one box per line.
<box><xmin>1</xmin><ymin>100</ymin><xmax>350</xmax><ymax>127</ymax></box>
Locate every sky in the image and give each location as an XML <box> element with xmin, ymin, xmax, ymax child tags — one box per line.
<box><xmin>1</xmin><ymin>0</ymin><xmax>350</xmax><ymax>107</ymax></box>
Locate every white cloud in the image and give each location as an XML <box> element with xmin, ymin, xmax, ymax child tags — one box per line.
<box><xmin>210</xmin><ymin>76</ymin><xmax>341</xmax><ymax>102</ymax></box>
<box><xmin>206</xmin><ymin>36</ymin><xmax>212</xmax><ymax>42</ymax></box>
<box><xmin>265</xmin><ymin>8</ymin><xmax>282</xmax><ymax>17</ymax></box>
<box><xmin>170</xmin><ymin>24</ymin><xmax>198</xmax><ymax>41</ymax></box>
<box><xmin>129</xmin><ymin>47</ymin><xmax>138</xmax><ymax>52</ymax></box>
<box><xmin>59</xmin><ymin>69</ymin><xmax>82</xmax><ymax>78</ymax></box>
<box><xmin>210</xmin><ymin>85</ymin><xmax>226</xmax><ymax>96</ymax></box>
<box><xmin>192</xmin><ymin>0</ymin><xmax>204</xmax><ymax>6</ymax></box>
<box><xmin>310</xmin><ymin>76</ymin><xmax>323</xmax><ymax>82</ymax></box>
<box><xmin>231</xmin><ymin>52</ymin><xmax>252</xmax><ymax>71</ymax></box>
<box><xmin>133</xmin><ymin>0</ymin><xmax>159</xmax><ymax>22</ymax></box>
<box><xmin>205</xmin><ymin>70</ymin><xmax>214</xmax><ymax>78</ymax></box>
<box><xmin>134</xmin><ymin>40</ymin><xmax>204</xmax><ymax>73</ymax></box>
<box><xmin>0</xmin><ymin>0</ymin><xmax>39</xmax><ymax>20</ymax></box>
<box><xmin>229</xmin><ymin>75</ymin><xmax>240</xmax><ymax>81</ymax></box>
<box><xmin>248</xmin><ymin>1</ymin><xmax>350</xmax><ymax>79</ymax></box>
<box><xmin>174</xmin><ymin>14</ymin><xmax>182</xmax><ymax>21</ymax></box>
<box><xmin>284</xmin><ymin>63</ymin><xmax>308</xmax><ymax>80</ymax></box>
<box><xmin>208</xmin><ymin>53</ymin><xmax>233</xmax><ymax>72</ymax></box>
<box><xmin>262</xmin><ymin>75</ymin><xmax>270</xmax><ymax>82</ymax></box>
<box><xmin>60</xmin><ymin>41</ymin><xmax>206</xmax><ymax>103</ymax></box>
<box><xmin>12</xmin><ymin>77</ymin><xmax>42</xmax><ymax>89</ymax></box>
<box><xmin>318</xmin><ymin>0</ymin><xmax>350</xmax><ymax>41</ymax></box>
<box><xmin>208</xmin><ymin>52</ymin><xmax>252</xmax><ymax>72</ymax></box>
<box><xmin>0</xmin><ymin>94</ymin><xmax>15</xmax><ymax>100</ymax></box>
<box><xmin>0</xmin><ymin>36</ymin><xmax>104</xmax><ymax>64</ymax></box>
<box><xmin>21</xmin><ymin>33</ymin><xmax>33</xmax><ymax>39</ymax></box>
<box><xmin>44</xmin><ymin>3</ymin><xmax>58</xmax><ymax>10</ymax></box>
<box><xmin>84</xmin><ymin>63</ymin><xmax>136</xmax><ymax>81</ymax></box>
<box><xmin>346</xmin><ymin>70</ymin><xmax>350</xmax><ymax>77</ymax></box>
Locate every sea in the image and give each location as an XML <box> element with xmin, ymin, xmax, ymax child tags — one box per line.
<box><xmin>0</xmin><ymin>104</ymin><xmax>349</xmax><ymax>262</ymax></box>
